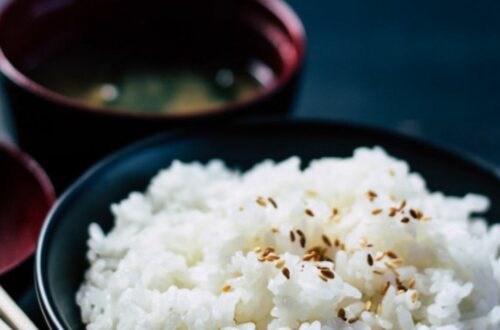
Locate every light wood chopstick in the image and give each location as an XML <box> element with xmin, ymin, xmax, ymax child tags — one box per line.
<box><xmin>0</xmin><ymin>286</ymin><xmax>38</xmax><ymax>330</ymax></box>
<box><xmin>0</xmin><ymin>317</ymin><xmax>13</xmax><ymax>330</ymax></box>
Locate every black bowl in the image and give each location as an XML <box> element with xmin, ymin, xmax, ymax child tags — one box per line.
<box><xmin>36</xmin><ymin>120</ymin><xmax>500</xmax><ymax>329</ymax></box>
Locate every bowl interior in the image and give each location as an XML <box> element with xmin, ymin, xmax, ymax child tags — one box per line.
<box><xmin>0</xmin><ymin>0</ymin><xmax>303</xmax><ymax>115</ymax></box>
<box><xmin>37</xmin><ymin>121</ymin><xmax>500</xmax><ymax>329</ymax></box>
<box><xmin>0</xmin><ymin>143</ymin><xmax>54</xmax><ymax>275</ymax></box>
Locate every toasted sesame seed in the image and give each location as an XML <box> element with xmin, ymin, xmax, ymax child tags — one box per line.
<box><xmin>222</xmin><ymin>284</ymin><xmax>232</xmax><ymax>292</ymax></box>
<box><xmin>303</xmin><ymin>252</ymin><xmax>317</xmax><ymax>261</ymax></box>
<box><xmin>289</xmin><ymin>230</ymin><xmax>296</xmax><ymax>242</ymax></box>
<box><xmin>319</xmin><ymin>274</ymin><xmax>328</xmax><ymax>282</ymax></box>
<box><xmin>365</xmin><ymin>300</ymin><xmax>372</xmax><ymax>311</ymax></box>
<box><xmin>348</xmin><ymin>317</ymin><xmax>359</xmax><ymax>324</ymax></box>
<box><xmin>408</xmin><ymin>278</ymin><xmax>416</xmax><ymax>289</ymax></box>
<box><xmin>322</xmin><ymin>234</ymin><xmax>332</xmax><ymax>247</ymax></box>
<box><xmin>275</xmin><ymin>260</ymin><xmax>285</xmax><ymax>269</ymax></box>
<box><xmin>340</xmin><ymin>242</ymin><xmax>346</xmax><ymax>251</ymax></box>
<box><xmin>359</xmin><ymin>238</ymin><xmax>368</xmax><ymax>247</ymax></box>
<box><xmin>389</xmin><ymin>208</ymin><xmax>397</xmax><ymax>217</ymax></box>
<box><xmin>386</xmin><ymin>251</ymin><xmax>398</xmax><ymax>259</ymax></box>
<box><xmin>257</xmin><ymin>256</ymin><xmax>265</xmax><ymax>262</ymax></box>
<box><xmin>271</xmin><ymin>227</ymin><xmax>279</xmax><ymax>233</ymax></box>
<box><xmin>401</xmin><ymin>217</ymin><xmax>410</xmax><ymax>223</ymax></box>
<box><xmin>376</xmin><ymin>303</ymin><xmax>382</xmax><ymax>315</ymax></box>
<box><xmin>334</xmin><ymin>238</ymin><xmax>340</xmax><ymax>247</ymax></box>
<box><xmin>296</xmin><ymin>230</ymin><xmax>306</xmax><ymax>248</ymax></box>
<box><xmin>381</xmin><ymin>281</ymin><xmax>390</xmax><ymax>295</ymax></box>
<box><xmin>367</xmin><ymin>254</ymin><xmax>374</xmax><ymax>266</ymax></box>
<box><xmin>411</xmin><ymin>290</ymin><xmax>419</xmax><ymax>302</ymax></box>
<box><xmin>367</xmin><ymin>190</ymin><xmax>378</xmax><ymax>201</ymax></box>
<box><xmin>321</xmin><ymin>269</ymin><xmax>335</xmax><ymax>279</ymax></box>
<box><xmin>332</xmin><ymin>208</ymin><xmax>339</xmax><ymax>216</ymax></box>
<box><xmin>398</xmin><ymin>200</ymin><xmax>407</xmax><ymax>211</ymax></box>
<box><xmin>384</xmin><ymin>262</ymin><xmax>400</xmax><ymax>276</ymax></box>
<box><xmin>391</xmin><ymin>258</ymin><xmax>404</xmax><ymax>265</ymax></box>
<box><xmin>266</xmin><ymin>254</ymin><xmax>280</xmax><ymax>261</ymax></box>
<box><xmin>305</xmin><ymin>208</ymin><xmax>315</xmax><ymax>217</ymax></box>
<box><xmin>372</xmin><ymin>209</ymin><xmax>383</xmax><ymax>215</ymax></box>
<box><xmin>282</xmin><ymin>267</ymin><xmax>290</xmax><ymax>279</ymax></box>
<box><xmin>373</xmin><ymin>269</ymin><xmax>384</xmax><ymax>275</ymax></box>
<box><xmin>397</xmin><ymin>289</ymin><xmax>406</xmax><ymax>296</ymax></box>
<box><xmin>256</xmin><ymin>196</ymin><xmax>267</xmax><ymax>207</ymax></box>
<box><xmin>337</xmin><ymin>308</ymin><xmax>347</xmax><ymax>321</ymax></box>
<box><xmin>375</xmin><ymin>252</ymin><xmax>385</xmax><ymax>261</ymax></box>
<box><xmin>268</xmin><ymin>197</ymin><xmax>278</xmax><ymax>209</ymax></box>
<box><xmin>262</xmin><ymin>247</ymin><xmax>275</xmax><ymax>257</ymax></box>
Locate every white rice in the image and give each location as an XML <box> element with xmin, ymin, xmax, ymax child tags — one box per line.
<box><xmin>77</xmin><ymin>147</ymin><xmax>500</xmax><ymax>330</ymax></box>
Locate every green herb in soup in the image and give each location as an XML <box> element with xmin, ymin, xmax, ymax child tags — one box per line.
<box><xmin>28</xmin><ymin>49</ymin><xmax>273</xmax><ymax>114</ymax></box>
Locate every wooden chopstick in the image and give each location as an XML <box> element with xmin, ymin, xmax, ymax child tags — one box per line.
<box><xmin>0</xmin><ymin>286</ymin><xmax>38</xmax><ymax>330</ymax></box>
<box><xmin>0</xmin><ymin>317</ymin><xmax>13</xmax><ymax>330</ymax></box>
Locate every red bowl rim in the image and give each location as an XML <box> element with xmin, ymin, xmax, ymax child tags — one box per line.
<box><xmin>0</xmin><ymin>142</ymin><xmax>56</xmax><ymax>275</ymax></box>
<box><xmin>0</xmin><ymin>0</ymin><xmax>306</xmax><ymax>120</ymax></box>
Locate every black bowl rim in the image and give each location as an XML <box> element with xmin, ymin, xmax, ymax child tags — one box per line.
<box><xmin>0</xmin><ymin>0</ymin><xmax>306</xmax><ymax>120</ymax></box>
<box><xmin>35</xmin><ymin>118</ymin><xmax>500</xmax><ymax>329</ymax></box>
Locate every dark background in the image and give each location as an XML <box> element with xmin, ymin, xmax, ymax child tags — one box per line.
<box><xmin>0</xmin><ymin>0</ymin><xmax>499</xmax><ymax>327</ymax></box>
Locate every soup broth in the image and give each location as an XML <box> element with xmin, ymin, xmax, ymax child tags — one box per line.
<box><xmin>28</xmin><ymin>46</ymin><xmax>274</xmax><ymax>114</ymax></box>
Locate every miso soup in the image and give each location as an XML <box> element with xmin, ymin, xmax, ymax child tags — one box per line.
<box><xmin>28</xmin><ymin>46</ymin><xmax>275</xmax><ymax>114</ymax></box>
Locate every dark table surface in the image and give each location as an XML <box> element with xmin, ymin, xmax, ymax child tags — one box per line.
<box><xmin>0</xmin><ymin>0</ymin><xmax>499</xmax><ymax>328</ymax></box>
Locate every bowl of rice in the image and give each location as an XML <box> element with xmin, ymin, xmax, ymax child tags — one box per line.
<box><xmin>36</xmin><ymin>120</ymin><xmax>500</xmax><ymax>329</ymax></box>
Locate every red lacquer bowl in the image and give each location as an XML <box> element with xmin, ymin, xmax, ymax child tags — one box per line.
<box><xmin>0</xmin><ymin>142</ymin><xmax>55</xmax><ymax>275</ymax></box>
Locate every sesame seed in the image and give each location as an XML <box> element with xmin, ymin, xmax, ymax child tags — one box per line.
<box><xmin>359</xmin><ymin>238</ymin><xmax>368</xmax><ymax>247</ymax></box>
<box><xmin>389</xmin><ymin>169</ymin><xmax>395</xmax><ymax>176</ymax></box>
<box><xmin>340</xmin><ymin>242</ymin><xmax>346</xmax><ymax>251</ymax></box>
<box><xmin>398</xmin><ymin>200</ymin><xmax>406</xmax><ymax>211</ymax></box>
<box><xmin>371</xmin><ymin>209</ymin><xmax>383</xmax><ymax>215</ymax></box>
<box><xmin>262</xmin><ymin>247</ymin><xmax>275</xmax><ymax>257</ymax></box>
<box><xmin>271</xmin><ymin>227</ymin><xmax>279</xmax><ymax>233</ymax></box>
<box><xmin>401</xmin><ymin>217</ymin><xmax>410</xmax><ymax>223</ymax></box>
<box><xmin>334</xmin><ymin>238</ymin><xmax>340</xmax><ymax>247</ymax></box>
<box><xmin>337</xmin><ymin>308</ymin><xmax>347</xmax><ymax>321</ymax></box>
<box><xmin>282</xmin><ymin>267</ymin><xmax>290</xmax><ymax>279</ymax></box>
<box><xmin>386</xmin><ymin>251</ymin><xmax>398</xmax><ymax>259</ymax></box>
<box><xmin>253</xmin><ymin>246</ymin><xmax>262</xmax><ymax>253</ymax></box>
<box><xmin>389</xmin><ymin>208</ymin><xmax>397</xmax><ymax>217</ymax></box>
<box><xmin>222</xmin><ymin>284</ymin><xmax>232</xmax><ymax>292</ymax></box>
<box><xmin>373</xmin><ymin>269</ymin><xmax>384</xmax><ymax>275</ymax></box>
<box><xmin>306</xmin><ymin>190</ymin><xmax>318</xmax><ymax>197</ymax></box>
<box><xmin>322</xmin><ymin>234</ymin><xmax>332</xmax><ymax>247</ymax></box>
<box><xmin>319</xmin><ymin>274</ymin><xmax>328</xmax><ymax>282</ymax></box>
<box><xmin>303</xmin><ymin>252</ymin><xmax>317</xmax><ymax>261</ymax></box>
<box><xmin>296</xmin><ymin>230</ymin><xmax>306</xmax><ymax>248</ymax></box>
<box><xmin>367</xmin><ymin>254</ymin><xmax>374</xmax><ymax>266</ymax></box>
<box><xmin>375</xmin><ymin>252</ymin><xmax>385</xmax><ymax>261</ymax></box>
<box><xmin>332</xmin><ymin>208</ymin><xmax>339</xmax><ymax>216</ymax></box>
<box><xmin>348</xmin><ymin>317</ymin><xmax>359</xmax><ymax>324</ymax></box>
<box><xmin>411</xmin><ymin>291</ymin><xmax>419</xmax><ymax>302</ymax></box>
<box><xmin>289</xmin><ymin>230</ymin><xmax>296</xmax><ymax>242</ymax></box>
<box><xmin>421</xmin><ymin>216</ymin><xmax>432</xmax><ymax>222</ymax></box>
<box><xmin>365</xmin><ymin>300</ymin><xmax>372</xmax><ymax>311</ymax></box>
<box><xmin>408</xmin><ymin>278</ymin><xmax>416</xmax><ymax>289</ymax></box>
<box><xmin>256</xmin><ymin>196</ymin><xmax>267</xmax><ymax>207</ymax></box>
<box><xmin>239</xmin><ymin>206</ymin><xmax>244</xmax><ymax>212</ymax></box>
<box><xmin>381</xmin><ymin>281</ymin><xmax>390</xmax><ymax>295</ymax></box>
<box><xmin>391</xmin><ymin>258</ymin><xmax>404</xmax><ymax>265</ymax></box>
<box><xmin>320</xmin><ymin>269</ymin><xmax>335</xmax><ymax>279</ymax></box>
<box><xmin>367</xmin><ymin>190</ymin><xmax>378</xmax><ymax>201</ymax></box>
<box><xmin>376</xmin><ymin>303</ymin><xmax>382</xmax><ymax>315</ymax></box>
<box><xmin>265</xmin><ymin>254</ymin><xmax>280</xmax><ymax>262</ymax></box>
<box><xmin>305</xmin><ymin>209</ymin><xmax>315</xmax><ymax>217</ymax></box>
<box><xmin>268</xmin><ymin>197</ymin><xmax>278</xmax><ymax>209</ymax></box>
<box><xmin>275</xmin><ymin>260</ymin><xmax>285</xmax><ymax>269</ymax></box>
<box><xmin>397</xmin><ymin>289</ymin><xmax>406</xmax><ymax>296</ymax></box>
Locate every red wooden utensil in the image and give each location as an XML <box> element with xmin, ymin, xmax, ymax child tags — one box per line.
<box><xmin>0</xmin><ymin>142</ymin><xmax>55</xmax><ymax>275</ymax></box>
